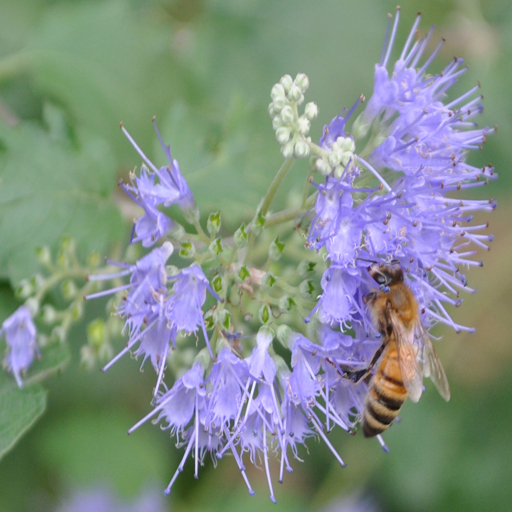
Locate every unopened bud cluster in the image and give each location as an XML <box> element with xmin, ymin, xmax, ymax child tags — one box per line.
<box><xmin>269</xmin><ymin>73</ymin><xmax>318</xmax><ymax>159</ymax></box>
<box><xmin>315</xmin><ymin>135</ymin><xmax>356</xmax><ymax>178</ymax></box>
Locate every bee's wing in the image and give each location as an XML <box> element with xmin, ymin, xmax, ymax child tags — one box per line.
<box><xmin>388</xmin><ymin>310</ymin><xmax>423</xmax><ymax>403</ymax></box>
<box><xmin>415</xmin><ymin>323</ymin><xmax>451</xmax><ymax>402</ymax></box>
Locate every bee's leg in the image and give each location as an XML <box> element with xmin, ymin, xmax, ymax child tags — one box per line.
<box><xmin>338</xmin><ymin>343</ymin><xmax>386</xmax><ymax>384</ymax></box>
<box><xmin>363</xmin><ymin>292</ymin><xmax>377</xmax><ymax>305</ymax></box>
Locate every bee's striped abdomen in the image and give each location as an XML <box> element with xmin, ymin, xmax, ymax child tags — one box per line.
<box><xmin>362</xmin><ymin>344</ymin><xmax>408</xmax><ymax>438</ymax></box>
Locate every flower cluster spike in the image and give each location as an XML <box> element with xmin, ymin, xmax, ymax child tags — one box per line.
<box><xmin>73</xmin><ymin>8</ymin><xmax>495</xmax><ymax>502</ymax></box>
<box><xmin>269</xmin><ymin>73</ymin><xmax>317</xmax><ymax>159</ymax></box>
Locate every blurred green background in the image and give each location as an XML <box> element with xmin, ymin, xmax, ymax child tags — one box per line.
<box><xmin>0</xmin><ymin>0</ymin><xmax>511</xmax><ymax>510</ymax></box>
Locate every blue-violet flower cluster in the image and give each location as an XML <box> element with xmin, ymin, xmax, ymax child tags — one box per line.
<box><xmin>55</xmin><ymin>8</ymin><xmax>494</xmax><ymax>502</ymax></box>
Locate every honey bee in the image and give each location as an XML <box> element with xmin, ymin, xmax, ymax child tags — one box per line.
<box><xmin>351</xmin><ymin>263</ymin><xmax>451</xmax><ymax>437</ymax></box>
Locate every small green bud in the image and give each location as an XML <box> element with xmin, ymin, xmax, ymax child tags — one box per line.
<box><xmin>294</xmin><ymin>141</ymin><xmax>310</xmax><ymax>159</ymax></box>
<box><xmin>51</xmin><ymin>325</ymin><xmax>66</xmax><ymax>343</ymax></box>
<box><xmin>25</xmin><ymin>297</ymin><xmax>40</xmax><ymax>316</ymax></box>
<box><xmin>88</xmin><ymin>251</ymin><xmax>101</xmax><ymax>268</ymax></box>
<box><xmin>251</xmin><ymin>211</ymin><xmax>266</xmax><ymax>236</ymax></box>
<box><xmin>217</xmin><ymin>309</ymin><xmax>232</xmax><ymax>331</ymax></box>
<box><xmin>70</xmin><ymin>301</ymin><xmax>83</xmax><ymax>320</ymax></box>
<box><xmin>269</xmin><ymin>237</ymin><xmax>285</xmax><ymax>261</ymax></box>
<box><xmin>352</xmin><ymin>111</ymin><xmax>371</xmax><ymax>140</ymax></box>
<box><xmin>297</xmin><ymin>260</ymin><xmax>317</xmax><ymax>277</ymax></box>
<box><xmin>60</xmin><ymin>237</ymin><xmax>76</xmax><ymax>256</ymax></box>
<box><xmin>170</xmin><ymin>222</ymin><xmax>186</xmax><ymax>241</ymax></box>
<box><xmin>212</xmin><ymin>275</ymin><xmax>223</xmax><ymax>294</ymax></box>
<box><xmin>80</xmin><ymin>345</ymin><xmax>96</xmax><ymax>370</ymax></box>
<box><xmin>35</xmin><ymin>246</ymin><xmax>52</xmax><ymax>266</ymax></box>
<box><xmin>179</xmin><ymin>242</ymin><xmax>195</xmax><ymax>258</ymax></box>
<box><xmin>41</xmin><ymin>305</ymin><xmax>57</xmax><ymax>324</ymax></box>
<box><xmin>299</xmin><ymin>279</ymin><xmax>316</xmax><ymax>298</ymax></box>
<box><xmin>204</xmin><ymin>310</ymin><xmax>215</xmax><ymax>330</ymax></box>
<box><xmin>87</xmin><ymin>318</ymin><xmax>105</xmax><ymax>348</ymax></box>
<box><xmin>16</xmin><ymin>279</ymin><xmax>34</xmax><ymax>299</ymax></box>
<box><xmin>237</xmin><ymin>265</ymin><xmax>251</xmax><ymax>282</ymax></box>
<box><xmin>278</xmin><ymin>296</ymin><xmax>296</xmax><ymax>312</ymax></box>
<box><xmin>258</xmin><ymin>304</ymin><xmax>271</xmax><ymax>324</ymax></box>
<box><xmin>61</xmin><ymin>279</ymin><xmax>78</xmax><ymax>300</ymax></box>
<box><xmin>207</xmin><ymin>211</ymin><xmax>221</xmax><ymax>236</ymax></box>
<box><xmin>276</xmin><ymin>324</ymin><xmax>294</xmax><ymax>348</ymax></box>
<box><xmin>209</xmin><ymin>237</ymin><xmax>223</xmax><ymax>256</ymax></box>
<box><xmin>262</xmin><ymin>273</ymin><xmax>276</xmax><ymax>289</ymax></box>
<box><xmin>194</xmin><ymin>347</ymin><xmax>211</xmax><ymax>371</ymax></box>
<box><xmin>234</xmin><ymin>223</ymin><xmax>248</xmax><ymax>248</ymax></box>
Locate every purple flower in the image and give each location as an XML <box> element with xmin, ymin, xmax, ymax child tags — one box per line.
<box><xmin>308</xmin><ymin>10</ymin><xmax>495</xmax><ymax>336</ymax></box>
<box><xmin>120</xmin><ymin>120</ymin><xmax>198</xmax><ymax>246</ymax></box>
<box><xmin>1</xmin><ymin>306</ymin><xmax>38</xmax><ymax>387</ymax></box>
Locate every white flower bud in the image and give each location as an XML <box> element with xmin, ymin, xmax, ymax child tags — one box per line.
<box><xmin>296</xmin><ymin>116</ymin><xmax>310</xmax><ymax>135</ymax></box>
<box><xmin>272</xmin><ymin>96</ymin><xmax>288</xmax><ymax>112</ymax></box>
<box><xmin>280</xmin><ymin>105</ymin><xmax>295</xmax><ymax>124</ymax></box>
<box><xmin>341</xmin><ymin>151</ymin><xmax>354</xmax><ymax>167</ymax></box>
<box><xmin>281</xmin><ymin>141</ymin><xmax>296</xmax><ymax>159</ymax></box>
<box><xmin>268</xmin><ymin>102</ymin><xmax>277</xmax><ymax>118</ymax></box>
<box><xmin>271</xmin><ymin>83</ymin><xmax>286</xmax><ymax>101</ymax></box>
<box><xmin>328</xmin><ymin>150</ymin><xmax>341</xmax><ymax>167</ymax></box>
<box><xmin>295</xmin><ymin>73</ymin><xmax>309</xmax><ymax>92</ymax></box>
<box><xmin>25</xmin><ymin>297</ymin><xmax>40</xmax><ymax>316</ymax></box>
<box><xmin>288</xmin><ymin>84</ymin><xmax>302</xmax><ymax>102</ymax></box>
<box><xmin>340</xmin><ymin>137</ymin><xmax>355</xmax><ymax>152</ymax></box>
<box><xmin>280</xmin><ymin>74</ymin><xmax>293</xmax><ymax>92</ymax></box>
<box><xmin>333</xmin><ymin>165</ymin><xmax>344</xmax><ymax>179</ymax></box>
<box><xmin>304</xmin><ymin>102</ymin><xmax>318</xmax><ymax>120</ymax></box>
<box><xmin>294</xmin><ymin>141</ymin><xmax>310</xmax><ymax>158</ymax></box>
<box><xmin>315</xmin><ymin>158</ymin><xmax>331</xmax><ymax>175</ymax></box>
<box><xmin>272</xmin><ymin>117</ymin><xmax>284</xmax><ymax>131</ymax></box>
<box><xmin>276</xmin><ymin>126</ymin><xmax>291</xmax><ymax>144</ymax></box>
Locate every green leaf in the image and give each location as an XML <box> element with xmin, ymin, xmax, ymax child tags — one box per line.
<box><xmin>24</xmin><ymin>342</ymin><xmax>71</xmax><ymax>387</ymax></box>
<box><xmin>0</xmin><ymin>120</ymin><xmax>125</xmax><ymax>284</ymax></box>
<box><xmin>0</xmin><ymin>339</ymin><xmax>69</xmax><ymax>461</ymax></box>
<box><xmin>0</xmin><ymin>373</ymin><xmax>47</xmax><ymax>460</ymax></box>
<box><xmin>24</xmin><ymin>0</ymin><xmax>182</xmax><ymax>164</ymax></box>
<box><xmin>160</xmin><ymin>98</ymin><xmax>284</xmax><ymax>226</ymax></box>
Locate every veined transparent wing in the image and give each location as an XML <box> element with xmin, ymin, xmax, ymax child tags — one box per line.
<box><xmin>388</xmin><ymin>309</ymin><xmax>423</xmax><ymax>403</ymax></box>
<box><xmin>415</xmin><ymin>323</ymin><xmax>451</xmax><ymax>402</ymax></box>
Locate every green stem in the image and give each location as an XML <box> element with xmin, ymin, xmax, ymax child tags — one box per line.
<box><xmin>265</xmin><ymin>192</ymin><xmax>317</xmax><ymax>227</ymax></box>
<box><xmin>244</xmin><ymin>157</ymin><xmax>296</xmax><ymax>261</ymax></box>
<box><xmin>192</xmin><ymin>217</ymin><xmax>211</xmax><ymax>245</ymax></box>
<box><xmin>259</xmin><ymin>157</ymin><xmax>296</xmax><ymax>218</ymax></box>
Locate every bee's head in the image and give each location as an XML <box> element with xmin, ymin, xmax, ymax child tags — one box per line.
<box><xmin>368</xmin><ymin>262</ymin><xmax>404</xmax><ymax>290</ymax></box>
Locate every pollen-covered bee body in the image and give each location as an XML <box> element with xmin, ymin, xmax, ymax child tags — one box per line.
<box><xmin>360</xmin><ymin>263</ymin><xmax>450</xmax><ymax>438</ymax></box>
